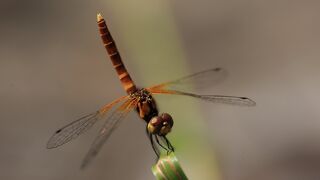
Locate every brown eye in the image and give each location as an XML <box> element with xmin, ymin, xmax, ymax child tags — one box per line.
<box><xmin>147</xmin><ymin>116</ymin><xmax>162</xmax><ymax>134</ymax></box>
<box><xmin>161</xmin><ymin>113</ymin><xmax>173</xmax><ymax>127</ymax></box>
<box><xmin>147</xmin><ymin>114</ymin><xmax>174</xmax><ymax>136</ymax></box>
<box><xmin>158</xmin><ymin>113</ymin><xmax>173</xmax><ymax>136</ymax></box>
<box><xmin>150</xmin><ymin>116</ymin><xmax>162</xmax><ymax>126</ymax></box>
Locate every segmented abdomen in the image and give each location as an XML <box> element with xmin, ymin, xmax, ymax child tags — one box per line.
<box><xmin>97</xmin><ymin>14</ymin><xmax>137</xmax><ymax>94</ymax></box>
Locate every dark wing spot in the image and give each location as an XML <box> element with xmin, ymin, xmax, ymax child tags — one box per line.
<box><xmin>55</xmin><ymin>129</ymin><xmax>62</xmax><ymax>134</ymax></box>
<box><xmin>213</xmin><ymin>67</ymin><xmax>222</xmax><ymax>72</ymax></box>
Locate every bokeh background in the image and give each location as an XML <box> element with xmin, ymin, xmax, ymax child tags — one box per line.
<box><xmin>1</xmin><ymin>0</ymin><xmax>320</xmax><ymax>179</ymax></box>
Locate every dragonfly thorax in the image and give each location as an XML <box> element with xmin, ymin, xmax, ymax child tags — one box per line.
<box><xmin>133</xmin><ymin>89</ymin><xmax>159</xmax><ymax>121</ymax></box>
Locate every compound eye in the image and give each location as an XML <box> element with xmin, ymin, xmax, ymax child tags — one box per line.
<box><xmin>161</xmin><ymin>113</ymin><xmax>173</xmax><ymax>127</ymax></box>
<box><xmin>159</xmin><ymin>113</ymin><xmax>174</xmax><ymax>136</ymax></box>
<box><xmin>147</xmin><ymin>116</ymin><xmax>162</xmax><ymax>134</ymax></box>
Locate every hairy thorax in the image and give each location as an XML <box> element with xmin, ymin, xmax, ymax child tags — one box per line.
<box><xmin>131</xmin><ymin>88</ymin><xmax>159</xmax><ymax>122</ymax></box>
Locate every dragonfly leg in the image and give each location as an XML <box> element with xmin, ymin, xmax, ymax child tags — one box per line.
<box><xmin>162</xmin><ymin>136</ymin><xmax>175</xmax><ymax>153</ymax></box>
<box><xmin>149</xmin><ymin>133</ymin><xmax>160</xmax><ymax>158</ymax></box>
<box><xmin>155</xmin><ymin>135</ymin><xmax>170</xmax><ymax>152</ymax></box>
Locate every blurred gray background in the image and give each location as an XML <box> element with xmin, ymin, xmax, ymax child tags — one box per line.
<box><xmin>1</xmin><ymin>0</ymin><xmax>320</xmax><ymax>179</ymax></box>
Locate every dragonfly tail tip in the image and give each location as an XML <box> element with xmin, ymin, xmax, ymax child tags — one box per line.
<box><xmin>97</xmin><ymin>13</ymin><xmax>103</xmax><ymax>22</ymax></box>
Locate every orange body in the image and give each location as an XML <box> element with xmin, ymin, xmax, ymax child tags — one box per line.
<box><xmin>97</xmin><ymin>14</ymin><xmax>137</xmax><ymax>94</ymax></box>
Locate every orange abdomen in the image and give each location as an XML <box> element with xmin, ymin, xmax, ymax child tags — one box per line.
<box><xmin>97</xmin><ymin>14</ymin><xmax>137</xmax><ymax>94</ymax></box>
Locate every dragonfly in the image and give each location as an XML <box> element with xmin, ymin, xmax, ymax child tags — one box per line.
<box><xmin>47</xmin><ymin>13</ymin><xmax>256</xmax><ymax>169</ymax></box>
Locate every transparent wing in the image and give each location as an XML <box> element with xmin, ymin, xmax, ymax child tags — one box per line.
<box><xmin>149</xmin><ymin>89</ymin><xmax>256</xmax><ymax>106</ymax></box>
<box><xmin>47</xmin><ymin>112</ymin><xmax>100</xmax><ymax>149</ymax></box>
<box><xmin>46</xmin><ymin>95</ymin><xmax>129</xmax><ymax>149</ymax></box>
<box><xmin>80</xmin><ymin>98</ymin><xmax>138</xmax><ymax>169</ymax></box>
<box><xmin>147</xmin><ymin>68</ymin><xmax>227</xmax><ymax>91</ymax></box>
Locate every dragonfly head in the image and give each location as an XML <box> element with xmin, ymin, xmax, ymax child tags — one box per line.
<box><xmin>147</xmin><ymin>113</ymin><xmax>174</xmax><ymax>136</ymax></box>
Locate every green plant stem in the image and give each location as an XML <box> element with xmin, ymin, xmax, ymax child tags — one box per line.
<box><xmin>152</xmin><ymin>153</ymin><xmax>188</xmax><ymax>180</ymax></box>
